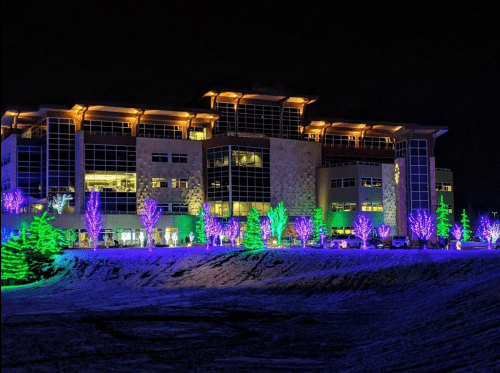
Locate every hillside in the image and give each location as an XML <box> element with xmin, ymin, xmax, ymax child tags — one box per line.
<box><xmin>2</xmin><ymin>247</ymin><xmax>500</xmax><ymax>372</ymax></box>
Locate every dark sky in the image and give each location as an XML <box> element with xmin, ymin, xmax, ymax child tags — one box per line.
<box><xmin>2</xmin><ymin>2</ymin><xmax>499</xmax><ymax>220</ymax></box>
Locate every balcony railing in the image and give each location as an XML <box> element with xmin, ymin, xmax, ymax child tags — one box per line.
<box><xmin>319</xmin><ymin>161</ymin><xmax>382</xmax><ymax>168</ymax></box>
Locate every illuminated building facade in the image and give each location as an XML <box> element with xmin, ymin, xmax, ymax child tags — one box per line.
<box><xmin>1</xmin><ymin>88</ymin><xmax>452</xmax><ymax>244</ymax></box>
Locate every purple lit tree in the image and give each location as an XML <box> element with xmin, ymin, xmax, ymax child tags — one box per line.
<box><xmin>476</xmin><ymin>216</ymin><xmax>499</xmax><ymax>250</ymax></box>
<box><xmin>203</xmin><ymin>203</ymin><xmax>221</xmax><ymax>250</ymax></box>
<box><xmin>225</xmin><ymin>218</ymin><xmax>240</xmax><ymax>247</ymax></box>
<box><xmin>3</xmin><ymin>189</ymin><xmax>25</xmax><ymax>214</ymax></box>
<box><xmin>140</xmin><ymin>198</ymin><xmax>162</xmax><ymax>252</ymax></box>
<box><xmin>260</xmin><ymin>218</ymin><xmax>271</xmax><ymax>248</ymax></box>
<box><xmin>449</xmin><ymin>223</ymin><xmax>464</xmax><ymax>250</ymax></box>
<box><xmin>353</xmin><ymin>213</ymin><xmax>373</xmax><ymax>250</ymax></box>
<box><xmin>319</xmin><ymin>226</ymin><xmax>327</xmax><ymax>246</ymax></box>
<box><xmin>377</xmin><ymin>223</ymin><xmax>391</xmax><ymax>241</ymax></box>
<box><xmin>293</xmin><ymin>216</ymin><xmax>313</xmax><ymax>249</ymax></box>
<box><xmin>491</xmin><ymin>221</ymin><xmax>500</xmax><ymax>248</ymax></box>
<box><xmin>81</xmin><ymin>189</ymin><xmax>104</xmax><ymax>251</ymax></box>
<box><xmin>408</xmin><ymin>209</ymin><xmax>435</xmax><ymax>250</ymax></box>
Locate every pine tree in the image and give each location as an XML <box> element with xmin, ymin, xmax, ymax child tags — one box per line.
<box><xmin>243</xmin><ymin>207</ymin><xmax>264</xmax><ymax>249</ymax></box>
<box><xmin>195</xmin><ymin>206</ymin><xmax>207</xmax><ymax>243</ymax></box>
<box><xmin>1</xmin><ymin>230</ymin><xmax>30</xmax><ymax>281</ymax></box>
<box><xmin>436</xmin><ymin>195</ymin><xmax>451</xmax><ymax>238</ymax></box>
<box><xmin>312</xmin><ymin>208</ymin><xmax>326</xmax><ymax>242</ymax></box>
<box><xmin>461</xmin><ymin>209</ymin><xmax>472</xmax><ymax>242</ymax></box>
<box><xmin>27</xmin><ymin>212</ymin><xmax>68</xmax><ymax>256</ymax></box>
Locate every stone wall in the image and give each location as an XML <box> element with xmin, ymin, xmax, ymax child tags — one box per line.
<box><xmin>382</xmin><ymin>163</ymin><xmax>397</xmax><ymax>235</ymax></box>
<box><xmin>269</xmin><ymin>138</ymin><xmax>321</xmax><ymax>216</ymax></box>
<box><xmin>136</xmin><ymin>138</ymin><xmax>204</xmax><ymax>215</ymax></box>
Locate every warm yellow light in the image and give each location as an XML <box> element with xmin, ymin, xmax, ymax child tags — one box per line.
<box><xmin>395</xmin><ymin>164</ymin><xmax>400</xmax><ymax>185</ymax></box>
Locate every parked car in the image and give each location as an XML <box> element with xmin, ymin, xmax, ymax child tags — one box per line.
<box><xmin>366</xmin><ymin>237</ymin><xmax>384</xmax><ymax>249</ymax></box>
<box><xmin>391</xmin><ymin>235</ymin><xmax>410</xmax><ymax>248</ymax></box>
<box><xmin>330</xmin><ymin>234</ymin><xmax>363</xmax><ymax>249</ymax></box>
<box><xmin>310</xmin><ymin>242</ymin><xmax>324</xmax><ymax>249</ymax></box>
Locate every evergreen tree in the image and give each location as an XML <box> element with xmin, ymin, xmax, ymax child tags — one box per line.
<box><xmin>267</xmin><ymin>202</ymin><xmax>288</xmax><ymax>245</ymax></box>
<box><xmin>312</xmin><ymin>208</ymin><xmax>326</xmax><ymax>242</ymax></box>
<box><xmin>27</xmin><ymin>212</ymin><xmax>68</xmax><ymax>256</ymax></box>
<box><xmin>461</xmin><ymin>209</ymin><xmax>472</xmax><ymax>242</ymax></box>
<box><xmin>436</xmin><ymin>195</ymin><xmax>451</xmax><ymax>238</ymax></box>
<box><xmin>1</xmin><ymin>230</ymin><xmax>30</xmax><ymax>281</ymax></box>
<box><xmin>195</xmin><ymin>206</ymin><xmax>207</xmax><ymax>243</ymax></box>
<box><xmin>243</xmin><ymin>207</ymin><xmax>264</xmax><ymax>249</ymax></box>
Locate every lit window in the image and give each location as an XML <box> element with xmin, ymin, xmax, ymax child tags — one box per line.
<box><xmin>362</xmin><ymin>202</ymin><xmax>372</xmax><ymax>211</ymax></box>
<box><xmin>171</xmin><ymin>178</ymin><xmax>188</xmax><ymax>188</ymax></box>
<box><xmin>152</xmin><ymin>178</ymin><xmax>169</xmax><ymax>188</ymax></box>
<box><xmin>343</xmin><ymin>202</ymin><xmax>357</xmax><ymax>212</ymax></box>
<box><xmin>373</xmin><ymin>202</ymin><xmax>383</xmax><ymax>211</ymax></box>
<box><xmin>331</xmin><ymin>202</ymin><xmax>343</xmax><ymax>212</ymax></box>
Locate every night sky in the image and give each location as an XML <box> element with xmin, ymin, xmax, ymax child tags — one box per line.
<box><xmin>2</xmin><ymin>2</ymin><xmax>498</xmax><ymax>221</ymax></box>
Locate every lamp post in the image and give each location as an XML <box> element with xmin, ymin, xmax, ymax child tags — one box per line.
<box><xmin>493</xmin><ymin>212</ymin><xmax>498</xmax><ymax>219</ymax></box>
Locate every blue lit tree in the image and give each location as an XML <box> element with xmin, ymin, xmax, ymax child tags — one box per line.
<box><xmin>294</xmin><ymin>216</ymin><xmax>313</xmax><ymax>249</ymax></box>
<box><xmin>408</xmin><ymin>209</ymin><xmax>435</xmax><ymax>250</ymax></box>
<box><xmin>82</xmin><ymin>189</ymin><xmax>104</xmax><ymax>251</ymax></box>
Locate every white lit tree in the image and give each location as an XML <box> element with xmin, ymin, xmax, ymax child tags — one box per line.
<box><xmin>50</xmin><ymin>194</ymin><xmax>73</xmax><ymax>214</ymax></box>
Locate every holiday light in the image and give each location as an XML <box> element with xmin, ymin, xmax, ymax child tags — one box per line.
<box><xmin>294</xmin><ymin>216</ymin><xmax>313</xmax><ymax>249</ymax></box>
<box><xmin>203</xmin><ymin>203</ymin><xmax>222</xmax><ymax>250</ymax></box>
<box><xmin>50</xmin><ymin>194</ymin><xmax>73</xmax><ymax>214</ymax></box>
<box><xmin>319</xmin><ymin>226</ymin><xmax>327</xmax><ymax>246</ymax></box>
<box><xmin>140</xmin><ymin>198</ymin><xmax>162</xmax><ymax>252</ymax></box>
<box><xmin>243</xmin><ymin>207</ymin><xmax>264</xmax><ymax>249</ymax></box>
<box><xmin>436</xmin><ymin>195</ymin><xmax>451</xmax><ymax>238</ymax></box>
<box><xmin>408</xmin><ymin>209</ymin><xmax>435</xmax><ymax>250</ymax></box>
<box><xmin>461</xmin><ymin>209</ymin><xmax>473</xmax><ymax>242</ymax></box>
<box><xmin>312</xmin><ymin>208</ymin><xmax>326</xmax><ymax>243</ymax></box>
<box><xmin>82</xmin><ymin>189</ymin><xmax>104</xmax><ymax>251</ymax></box>
<box><xmin>267</xmin><ymin>202</ymin><xmax>288</xmax><ymax>246</ymax></box>
<box><xmin>3</xmin><ymin>189</ymin><xmax>25</xmax><ymax>214</ymax></box>
<box><xmin>353</xmin><ymin>213</ymin><xmax>373</xmax><ymax>250</ymax></box>
<box><xmin>377</xmin><ymin>223</ymin><xmax>391</xmax><ymax>241</ymax></box>
<box><xmin>260</xmin><ymin>218</ymin><xmax>271</xmax><ymax>248</ymax></box>
<box><xmin>449</xmin><ymin>223</ymin><xmax>463</xmax><ymax>250</ymax></box>
<box><xmin>225</xmin><ymin>218</ymin><xmax>240</xmax><ymax>247</ymax></box>
<box><xmin>476</xmin><ymin>216</ymin><xmax>499</xmax><ymax>250</ymax></box>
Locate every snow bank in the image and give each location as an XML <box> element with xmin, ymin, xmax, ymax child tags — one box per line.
<box><xmin>4</xmin><ymin>246</ymin><xmax>499</xmax><ymax>294</ymax></box>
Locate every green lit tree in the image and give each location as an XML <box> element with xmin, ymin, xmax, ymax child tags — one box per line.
<box><xmin>436</xmin><ymin>195</ymin><xmax>451</xmax><ymax>238</ymax></box>
<box><xmin>461</xmin><ymin>209</ymin><xmax>473</xmax><ymax>242</ymax></box>
<box><xmin>195</xmin><ymin>206</ymin><xmax>207</xmax><ymax>243</ymax></box>
<box><xmin>267</xmin><ymin>202</ymin><xmax>288</xmax><ymax>246</ymax></box>
<box><xmin>26</xmin><ymin>212</ymin><xmax>69</xmax><ymax>256</ymax></box>
<box><xmin>312</xmin><ymin>208</ymin><xmax>326</xmax><ymax>242</ymax></box>
<box><xmin>65</xmin><ymin>229</ymin><xmax>78</xmax><ymax>248</ymax></box>
<box><xmin>1</xmin><ymin>230</ymin><xmax>30</xmax><ymax>282</ymax></box>
<box><xmin>243</xmin><ymin>207</ymin><xmax>264</xmax><ymax>249</ymax></box>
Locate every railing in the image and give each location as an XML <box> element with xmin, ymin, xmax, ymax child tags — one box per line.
<box><xmin>212</xmin><ymin>131</ymin><xmax>268</xmax><ymax>139</ymax></box>
<box><xmin>435</xmin><ymin>168</ymin><xmax>452</xmax><ymax>172</ymax></box>
<box><xmin>84</xmin><ymin>131</ymin><xmax>131</xmax><ymax>137</ymax></box>
<box><xmin>136</xmin><ymin>133</ymin><xmax>183</xmax><ymax>139</ymax></box>
<box><xmin>320</xmin><ymin>161</ymin><xmax>382</xmax><ymax>168</ymax></box>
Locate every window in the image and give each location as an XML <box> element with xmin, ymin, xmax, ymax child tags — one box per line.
<box><xmin>409</xmin><ymin>139</ymin><xmax>429</xmax><ymax>210</ymax></box>
<box><xmin>364</xmin><ymin>137</ymin><xmax>394</xmax><ymax>149</ymax></box>
<box><xmin>330</xmin><ymin>179</ymin><xmax>343</xmax><ymax>189</ymax></box>
<box><xmin>395</xmin><ymin>141</ymin><xmax>407</xmax><ymax>158</ymax></box>
<box><xmin>171</xmin><ymin>154</ymin><xmax>188</xmax><ymax>163</ymax></box>
<box><xmin>344</xmin><ymin>202</ymin><xmax>357</xmax><ymax>212</ymax></box>
<box><xmin>362</xmin><ymin>201</ymin><xmax>384</xmax><ymax>211</ymax></box>
<box><xmin>152</xmin><ymin>178</ymin><xmax>169</xmax><ymax>188</ymax></box>
<box><xmin>158</xmin><ymin>203</ymin><xmax>189</xmax><ymax>214</ymax></box>
<box><xmin>361</xmin><ymin>177</ymin><xmax>382</xmax><ymax>188</ymax></box>
<box><xmin>343</xmin><ymin>178</ymin><xmax>356</xmax><ymax>188</ymax></box>
<box><xmin>362</xmin><ymin>202</ymin><xmax>372</xmax><ymax>211</ymax></box>
<box><xmin>331</xmin><ymin>202</ymin><xmax>344</xmax><ymax>212</ymax></box>
<box><xmin>152</xmin><ymin>153</ymin><xmax>169</xmax><ymax>163</ymax></box>
<box><xmin>332</xmin><ymin>202</ymin><xmax>357</xmax><ymax>212</ymax></box>
<box><xmin>324</xmin><ymin>134</ymin><xmax>357</xmax><ymax>147</ymax></box>
<box><xmin>436</xmin><ymin>182</ymin><xmax>452</xmax><ymax>191</ymax></box>
<box><xmin>171</xmin><ymin>178</ymin><xmax>188</xmax><ymax>188</ymax></box>
<box><xmin>138</xmin><ymin>123</ymin><xmax>182</xmax><ymax>139</ymax></box>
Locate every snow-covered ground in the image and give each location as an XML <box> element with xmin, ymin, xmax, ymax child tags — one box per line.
<box><xmin>2</xmin><ymin>246</ymin><xmax>500</xmax><ymax>372</ymax></box>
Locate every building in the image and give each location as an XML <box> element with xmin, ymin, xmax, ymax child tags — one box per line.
<box><xmin>1</xmin><ymin>88</ymin><xmax>453</xmax><ymax>246</ymax></box>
